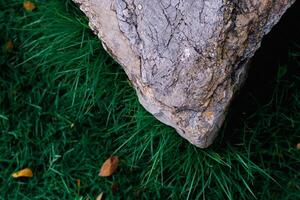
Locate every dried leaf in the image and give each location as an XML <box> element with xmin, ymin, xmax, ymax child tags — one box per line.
<box><xmin>23</xmin><ymin>1</ymin><xmax>36</xmax><ymax>11</ymax></box>
<box><xmin>12</xmin><ymin>168</ymin><xmax>33</xmax><ymax>178</ymax></box>
<box><xmin>135</xmin><ymin>189</ymin><xmax>143</xmax><ymax>198</ymax></box>
<box><xmin>111</xmin><ymin>182</ymin><xmax>119</xmax><ymax>194</ymax></box>
<box><xmin>5</xmin><ymin>40</ymin><xmax>13</xmax><ymax>51</ymax></box>
<box><xmin>296</xmin><ymin>143</ymin><xmax>300</xmax><ymax>150</ymax></box>
<box><xmin>76</xmin><ymin>179</ymin><xmax>81</xmax><ymax>195</ymax></box>
<box><xmin>96</xmin><ymin>192</ymin><xmax>103</xmax><ymax>200</ymax></box>
<box><xmin>76</xmin><ymin>179</ymin><xmax>81</xmax><ymax>187</ymax></box>
<box><xmin>99</xmin><ymin>156</ymin><xmax>119</xmax><ymax>177</ymax></box>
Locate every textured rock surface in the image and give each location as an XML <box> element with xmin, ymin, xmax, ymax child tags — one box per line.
<box><xmin>74</xmin><ymin>0</ymin><xmax>295</xmax><ymax>148</ymax></box>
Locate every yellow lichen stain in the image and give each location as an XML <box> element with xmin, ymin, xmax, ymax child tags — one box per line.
<box><xmin>203</xmin><ymin>111</ymin><xmax>214</xmax><ymax>123</ymax></box>
<box><xmin>259</xmin><ymin>0</ymin><xmax>271</xmax><ymax>13</ymax></box>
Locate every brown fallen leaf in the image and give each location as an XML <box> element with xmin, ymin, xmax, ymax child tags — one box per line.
<box><xmin>23</xmin><ymin>1</ymin><xmax>36</xmax><ymax>11</ymax></box>
<box><xmin>12</xmin><ymin>168</ymin><xmax>33</xmax><ymax>178</ymax></box>
<box><xmin>111</xmin><ymin>182</ymin><xmax>119</xmax><ymax>194</ymax></box>
<box><xmin>5</xmin><ymin>40</ymin><xmax>14</xmax><ymax>51</ymax></box>
<box><xmin>296</xmin><ymin>143</ymin><xmax>300</xmax><ymax>150</ymax></box>
<box><xmin>99</xmin><ymin>156</ymin><xmax>119</xmax><ymax>177</ymax></box>
<box><xmin>76</xmin><ymin>179</ymin><xmax>81</xmax><ymax>195</ymax></box>
<box><xmin>96</xmin><ymin>192</ymin><xmax>103</xmax><ymax>200</ymax></box>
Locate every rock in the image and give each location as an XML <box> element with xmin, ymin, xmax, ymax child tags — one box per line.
<box><xmin>73</xmin><ymin>0</ymin><xmax>295</xmax><ymax>148</ymax></box>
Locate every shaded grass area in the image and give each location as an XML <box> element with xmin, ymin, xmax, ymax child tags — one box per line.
<box><xmin>0</xmin><ymin>0</ymin><xmax>299</xmax><ymax>199</ymax></box>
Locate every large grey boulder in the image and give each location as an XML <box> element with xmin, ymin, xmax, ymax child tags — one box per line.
<box><xmin>74</xmin><ymin>0</ymin><xmax>295</xmax><ymax>148</ymax></box>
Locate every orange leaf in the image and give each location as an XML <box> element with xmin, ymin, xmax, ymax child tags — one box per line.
<box><xmin>99</xmin><ymin>156</ymin><xmax>119</xmax><ymax>177</ymax></box>
<box><xmin>296</xmin><ymin>143</ymin><xmax>300</xmax><ymax>150</ymax></box>
<box><xmin>96</xmin><ymin>192</ymin><xmax>103</xmax><ymax>200</ymax></box>
<box><xmin>12</xmin><ymin>168</ymin><xmax>33</xmax><ymax>178</ymax></box>
<box><xmin>23</xmin><ymin>1</ymin><xmax>36</xmax><ymax>11</ymax></box>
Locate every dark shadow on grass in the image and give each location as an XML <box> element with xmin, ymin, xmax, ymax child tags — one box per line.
<box><xmin>216</xmin><ymin>1</ymin><xmax>300</xmax><ymax>148</ymax></box>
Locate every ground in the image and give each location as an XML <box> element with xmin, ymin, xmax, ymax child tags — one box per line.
<box><xmin>0</xmin><ymin>0</ymin><xmax>299</xmax><ymax>199</ymax></box>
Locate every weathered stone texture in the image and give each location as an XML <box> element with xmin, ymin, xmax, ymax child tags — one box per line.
<box><xmin>74</xmin><ymin>0</ymin><xmax>295</xmax><ymax>148</ymax></box>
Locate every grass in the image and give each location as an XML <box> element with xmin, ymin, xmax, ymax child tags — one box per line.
<box><xmin>0</xmin><ymin>0</ymin><xmax>299</xmax><ymax>199</ymax></box>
